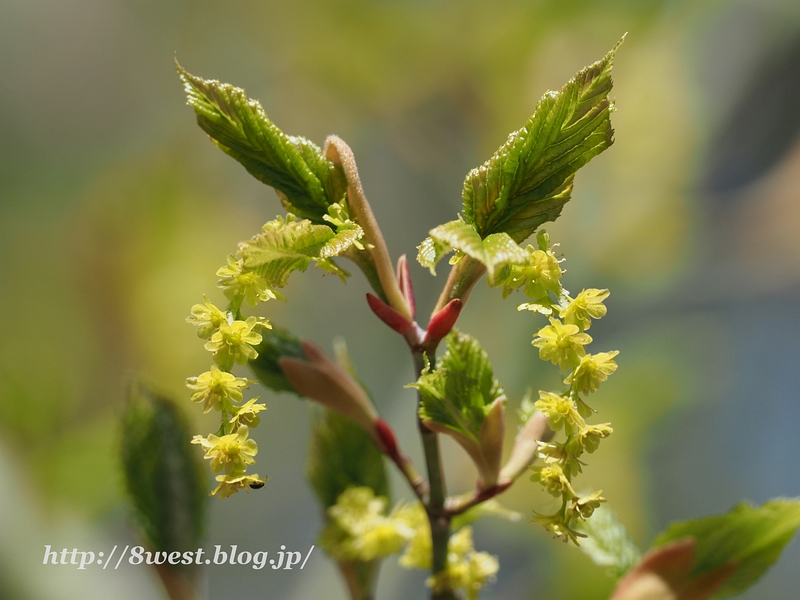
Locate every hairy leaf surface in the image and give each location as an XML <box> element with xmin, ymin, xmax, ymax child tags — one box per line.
<box><xmin>237</xmin><ymin>215</ymin><xmax>362</xmax><ymax>288</ymax></box>
<box><xmin>411</xmin><ymin>330</ymin><xmax>505</xmax><ymax>440</ymax></box>
<box><xmin>462</xmin><ymin>39</ymin><xmax>621</xmax><ymax>242</ymax></box>
<box><xmin>575</xmin><ymin>505</ymin><xmax>641</xmax><ymax>578</ymax></box>
<box><xmin>178</xmin><ymin>64</ymin><xmax>347</xmax><ymax>223</ymax></box>
<box><xmin>417</xmin><ymin>220</ymin><xmax>528</xmax><ymax>279</ymax></box>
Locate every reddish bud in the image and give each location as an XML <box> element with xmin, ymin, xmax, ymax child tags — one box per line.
<box><xmin>396</xmin><ymin>255</ymin><xmax>416</xmax><ymax>318</ymax></box>
<box><xmin>366</xmin><ymin>293</ymin><xmax>413</xmax><ymax>334</ymax></box>
<box><xmin>375</xmin><ymin>418</ymin><xmax>400</xmax><ymax>459</ymax></box>
<box><xmin>424</xmin><ymin>299</ymin><xmax>463</xmax><ymax>347</ymax></box>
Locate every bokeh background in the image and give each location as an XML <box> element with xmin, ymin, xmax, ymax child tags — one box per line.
<box><xmin>2</xmin><ymin>0</ymin><xmax>800</xmax><ymax>598</ymax></box>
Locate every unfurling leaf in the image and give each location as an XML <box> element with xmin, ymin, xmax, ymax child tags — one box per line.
<box><xmin>237</xmin><ymin>214</ymin><xmax>363</xmax><ymax>288</ymax></box>
<box><xmin>574</xmin><ymin>505</ymin><xmax>641</xmax><ymax>578</ymax></box>
<box><xmin>417</xmin><ymin>220</ymin><xmax>528</xmax><ymax>278</ymax></box>
<box><xmin>409</xmin><ymin>330</ymin><xmax>507</xmax><ymax>487</ymax></box>
<box><xmin>178</xmin><ymin>63</ymin><xmax>347</xmax><ymax>223</ymax></box>
<box><xmin>650</xmin><ymin>498</ymin><xmax>800</xmax><ymax>597</ymax></box>
<box><xmin>462</xmin><ymin>38</ymin><xmax>622</xmax><ymax>243</ymax></box>
<box><xmin>121</xmin><ymin>383</ymin><xmax>206</xmax><ymax>554</ymax></box>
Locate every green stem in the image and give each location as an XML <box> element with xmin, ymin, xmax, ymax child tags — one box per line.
<box><xmin>431</xmin><ymin>258</ymin><xmax>486</xmax><ymax>316</ymax></box>
<box><xmin>336</xmin><ymin>559</ymin><xmax>379</xmax><ymax>600</ymax></box>
<box><xmin>413</xmin><ymin>353</ymin><xmax>458</xmax><ymax>600</ymax></box>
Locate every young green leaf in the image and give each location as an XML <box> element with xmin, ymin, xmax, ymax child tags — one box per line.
<box><xmin>410</xmin><ymin>330</ymin><xmax>507</xmax><ymax>487</ymax></box>
<box><xmin>177</xmin><ymin>63</ymin><xmax>347</xmax><ymax>223</ymax></box>
<box><xmin>121</xmin><ymin>383</ymin><xmax>206</xmax><ymax>555</ymax></box>
<box><xmin>307</xmin><ymin>409</ymin><xmax>390</xmax><ymax>510</ymax></box>
<box><xmin>652</xmin><ymin>498</ymin><xmax>800</xmax><ymax>597</ymax></box>
<box><xmin>574</xmin><ymin>504</ymin><xmax>641</xmax><ymax>578</ymax></box>
<box><xmin>237</xmin><ymin>214</ymin><xmax>362</xmax><ymax>287</ymax></box>
<box><xmin>417</xmin><ymin>219</ymin><xmax>528</xmax><ymax>279</ymax></box>
<box><xmin>412</xmin><ymin>330</ymin><xmax>505</xmax><ymax>441</ymax></box>
<box><xmin>462</xmin><ymin>38</ymin><xmax>622</xmax><ymax>243</ymax></box>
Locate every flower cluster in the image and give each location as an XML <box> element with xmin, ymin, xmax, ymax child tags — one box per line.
<box><xmin>185</xmin><ymin>205</ymin><xmax>368</xmax><ymax>499</ymax></box>
<box><xmin>319</xmin><ymin>487</ymin><xmax>414</xmax><ymax>561</ymax></box>
<box><xmin>492</xmin><ymin>230</ymin><xmax>565</xmax><ymax>311</ymax></box>
<box><xmin>397</xmin><ymin>503</ymin><xmax>499</xmax><ymax>600</ymax></box>
<box><xmin>496</xmin><ymin>231</ymin><xmax>619</xmax><ymax>544</ymax></box>
<box><xmin>427</xmin><ymin>526</ymin><xmax>499</xmax><ymax>600</ymax></box>
<box><xmin>319</xmin><ymin>488</ymin><xmax>499</xmax><ymax>599</ymax></box>
<box><xmin>186</xmin><ymin>251</ymin><xmax>274</xmax><ymax>497</ymax></box>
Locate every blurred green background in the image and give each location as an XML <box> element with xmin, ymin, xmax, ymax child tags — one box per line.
<box><xmin>2</xmin><ymin>0</ymin><xmax>800</xmax><ymax>598</ymax></box>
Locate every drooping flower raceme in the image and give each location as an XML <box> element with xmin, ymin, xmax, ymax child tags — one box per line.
<box><xmin>185</xmin><ymin>203</ymin><xmax>368</xmax><ymax>498</ymax></box>
<box><xmin>493</xmin><ymin>231</ymin><xmax>619</xmax><ymax>544</ymax></box>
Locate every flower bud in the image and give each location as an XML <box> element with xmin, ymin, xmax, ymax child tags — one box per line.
<box><xmin>423</xmin><ymin>299</ymin><xmax>463</xmax><ymax>349</ymax></box>
<box><xmin>366</xmin><ymin>293</ymin><xmax>413</xmax><ymax>334</ymax></box>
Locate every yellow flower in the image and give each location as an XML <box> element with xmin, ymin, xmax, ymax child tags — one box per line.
<box><xmin>537</xmin><ymin>440</ymin><xmax>583</xmax><ymax>478</ymax></box>
<box><xmin>321</xmin><ymin>487</ymin><xmax>414</xmax><ymax>561</ymax></box>
<box><xmin>566</xmin><ymin>351</ymin><xmax>619</xmax><ymax>394</ymax></box>
<box><xmin>186</xmin><ymin>296</ymin><xmax>229</xmax><ymax>339</ymax></box>
<box><xmin>573</xmin><ymin>423</ymin><xmax>613</xmax><ymax>454</ymax></box>
<box><xmin>397</xmin><ymin>502</ymin><xmax>432</xmax><ymax>570</ymax></box>
<box><xmin>204</xmin><ymin>316</ymin><xmax>266</xmax><ymax>370</ymax></box>
<box><xmin>532</xmin><ymin>318</ymin><xmax>592</xmax><ymax>370</ymax></box>
<box><xmin>568</xmin><ymin>490</ymin><xmax>606</xmax><ymax>521</ymax></box>
<box><xmin>530</xmin><ymin>463</ymin><xmax>575</xmax><ymax>498</ymax></box>
<box><xmin>497</xmin><ymin>245</ymin><xmax>563</xmax><ymax>300</ymax></box>
<box><xmin>458</xmin><ymin>550</ymin><xmax>500</xmax><ymax>600</ymax></box>
<box><xmin>534</xmin><ymin>391</ymin><xmax>582</xmax><ymax>434</ymax></box>
<box><xmin>230</xmin><ymin>397</ymin><xmax>267</xmax><ymax>429</ymax></box>
<box><xmin>531</xmin><ymin>512</ymin><xmax>584</xmax><ymax>545</ymax></box>
<box><xmin>216</xmin><ymin>255</ymin><xmax>277</xmax><ymax>307</ymax></box>
<box><xmin>426</xmin><ymin>527</ymin><xmax>499</xmax><ymax>600</ymax></box>
<box><xmin>192</xmin><ymin>425</ymin><xmax>258</xmax><ymax>476</ymax></box>
<box><xmin>211</xmin><ymin>473</ymin><xmax>267</xmax><ymax>499</ymax></box>
<box><xmin>561</xmin><ymin>288</ymin><xmax>609</xmax><ymax>331</ymax></box>
<box><xmin>186</xmin><ymin>366</ymin><xmax>252</xmax><ymax>413</ymax></box>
